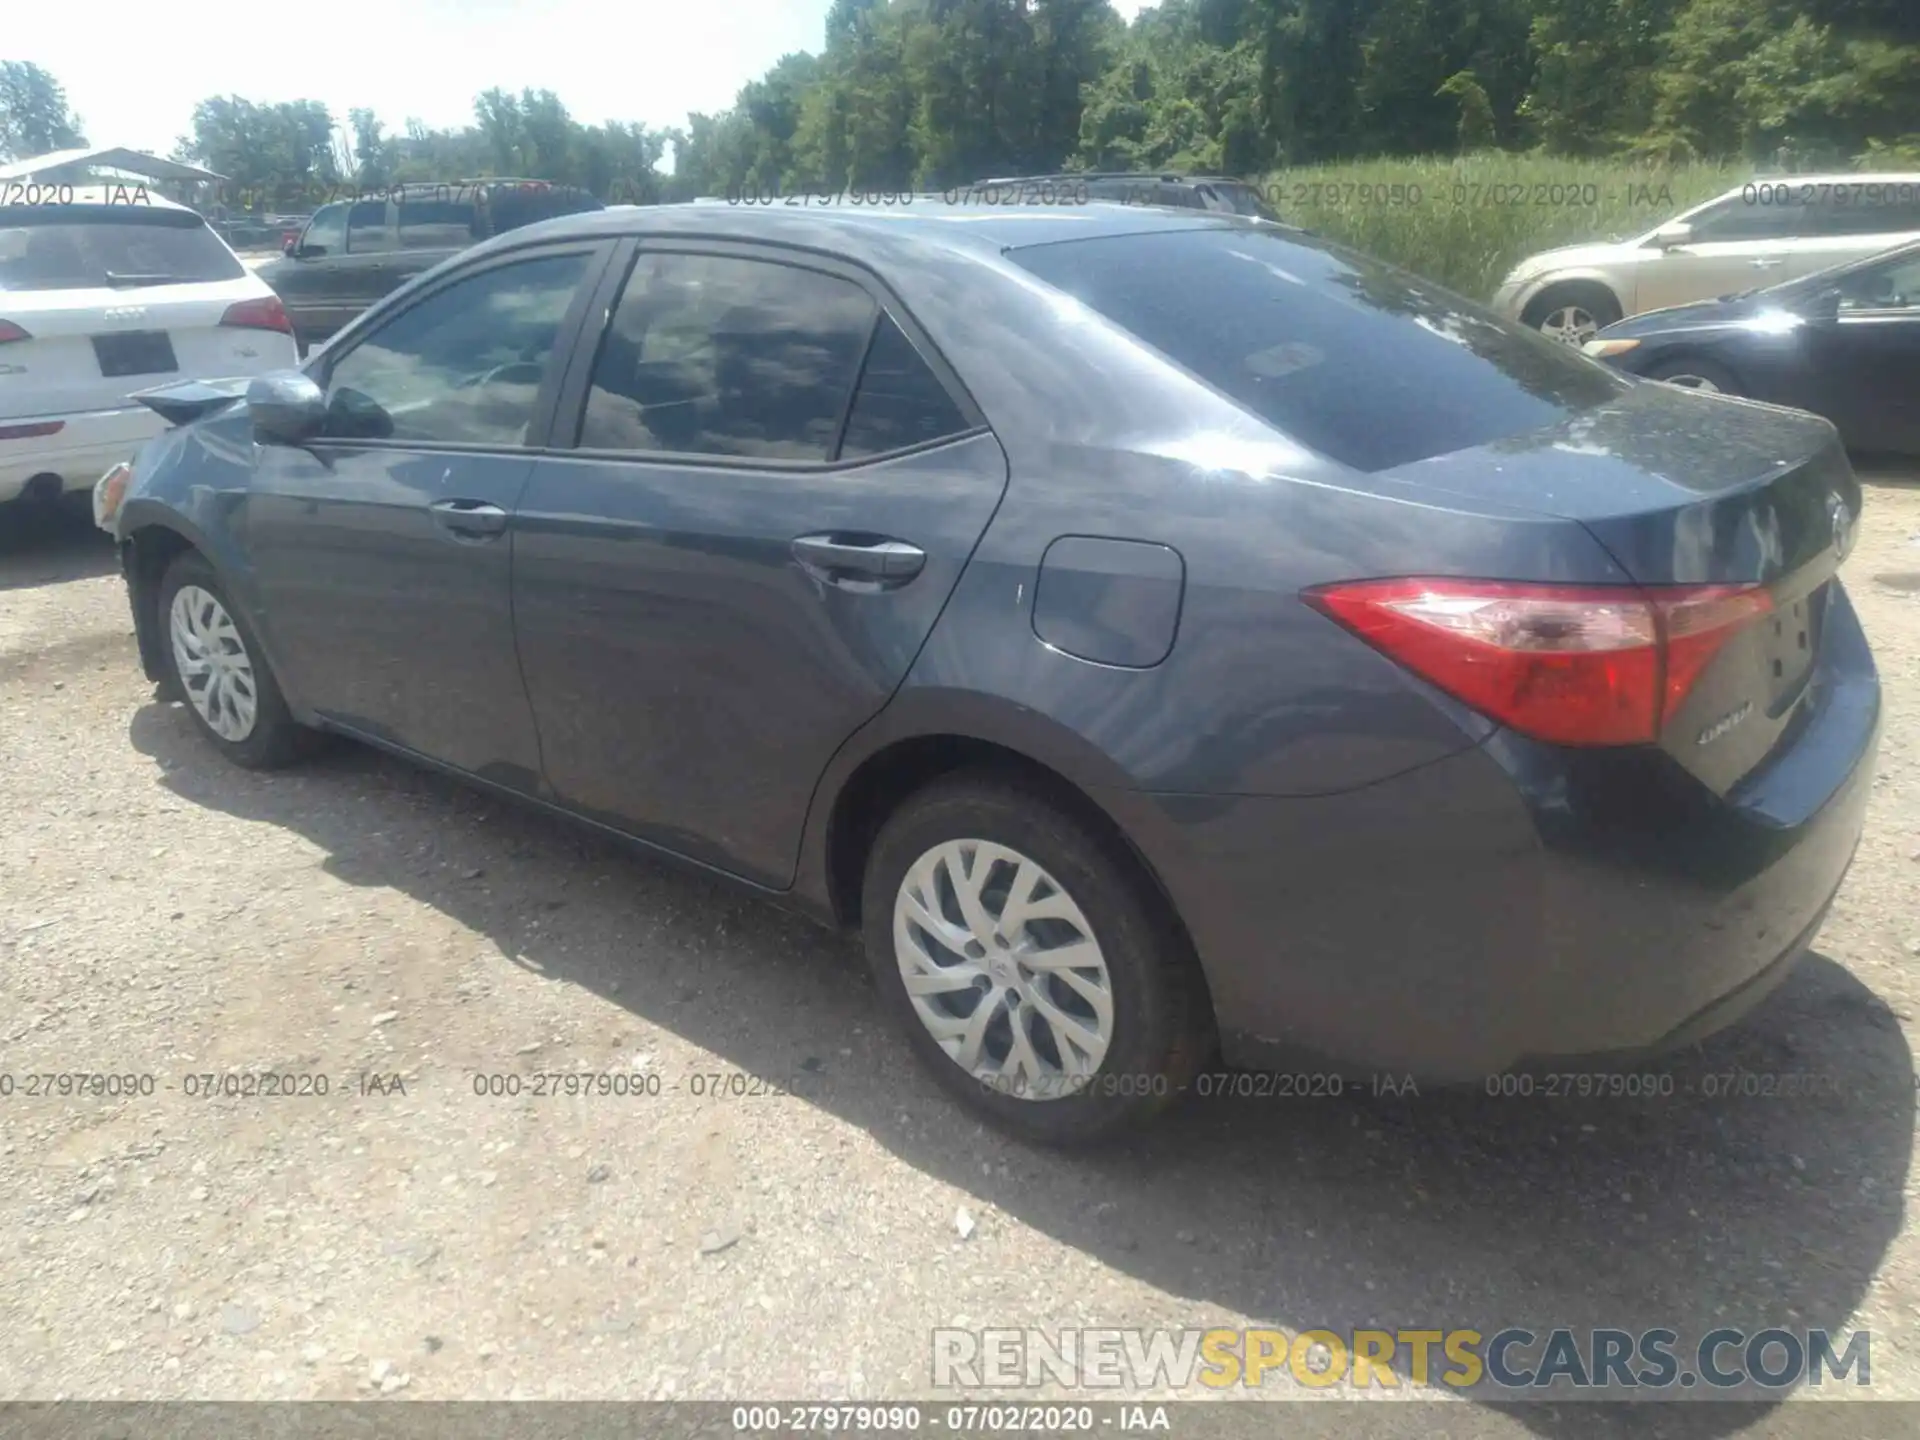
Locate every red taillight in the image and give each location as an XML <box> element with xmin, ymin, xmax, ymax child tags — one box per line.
<box><xmin>0</xmin><ymin>320</ymin><xmax>30</xmax><ymax>344</ymax></box>
<box><xmin>219</xmin><ymin>296</ymin><xmax>293</xmax><ymax>335</ymax></box>
<box><xmin>1304</xmin><ymin>577</ymin><xmax>1773</xmax><ymax>748</ymax></box>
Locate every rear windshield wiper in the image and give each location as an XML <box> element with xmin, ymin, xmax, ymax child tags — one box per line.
<box><xmin>103</xmin><ymin>272</ymin><xmax>195</xmax><ymax>288</ymax></box>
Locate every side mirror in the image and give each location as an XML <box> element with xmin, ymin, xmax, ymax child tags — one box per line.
<box><xmin>1650</xmin><ymin>222</ymin><xmax>1694</xmax><ymax>249</ymax></box>
<box><xmin>247</xmin><ymin>371</ymin><xmax>327</xmax><ymax>444</ymax></box>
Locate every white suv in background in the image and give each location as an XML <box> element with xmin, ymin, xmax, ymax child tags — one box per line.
<box><xmin>0</xmin><ymin>190</ymin><xmax>299</xmax><ymax>509</ymax></box>
<box><xmin>1492</xmin><ymin>173</ymin><xmax>1920</xmax><ymax>345</ymax></box>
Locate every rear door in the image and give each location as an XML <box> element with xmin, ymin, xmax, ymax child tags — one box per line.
<box><xmin>511</xmin><ymin>241</ymin><xmax>1007</xmax><ymax>886</ymax></box>
<box><xmin>0</xmin><ymin>204</ymin><xmax>289</xmax><ymax>421</ymax></box>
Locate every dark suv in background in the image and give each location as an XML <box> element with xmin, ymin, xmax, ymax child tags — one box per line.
<box><xmin>259</xmin><ymin>179</ymin><xmax>603</xmax><ymax>353</ymax></box>
<box><xmin>974</xmin><ymin>172</ymin><xmax>1280</xmax><ymax>220</ymax></box>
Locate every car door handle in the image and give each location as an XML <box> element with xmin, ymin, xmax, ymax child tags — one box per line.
<box><xmin>1749</xmin><ymin>258</ymin><xmax>1787</xmax><ymax>269</ymax></box>
<box><xmin>791</xmin><ymin>533</ymin><xmax>926</xmax><ymax>584</ymax></box>
<box><xmin>430</xmin><ymin>498</ymin><xmax>509</xmax><ymax>539</ymax></box>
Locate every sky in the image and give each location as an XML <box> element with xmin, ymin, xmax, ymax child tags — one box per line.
<box><xmin>7</xmin><ymin>0</ymin><xmax>1156</xmax><ymax>163</ymax></box>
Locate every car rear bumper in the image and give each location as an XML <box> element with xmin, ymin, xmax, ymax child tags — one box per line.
<box><xmin>0</xmin><ymin>404</ymin><xmax>168</xmax><ymax>503</ymax></box>
<box><xmin>1101</xmin><ymin>585</ymin><xmax>1881</xmax><ymax>1080</ymax></box>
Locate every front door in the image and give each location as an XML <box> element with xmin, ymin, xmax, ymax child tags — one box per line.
<box><xmin>1805</xmin><ymin>249</ymin><xmax>1920</xmax><ymax>454</ymax></box>
<box><xmin>512</xmin><ymin>244</ymin><xmax>1008</xmax><ymax>886</ymax></box>
<box><xmin>242</xmin><ymin>242</ymin><xmax>608</xmax><ymax>786</ymax></box>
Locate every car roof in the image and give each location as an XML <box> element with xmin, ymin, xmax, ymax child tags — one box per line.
<box><xmin>476</xmin><ymin>199</ymin><xmax>1262</xmax><ymax>268</ymax></box>
<box><xmin>1720</xmin><ymin>171</ymin><xmax>1920</xmax><ymax>191</ymax></box>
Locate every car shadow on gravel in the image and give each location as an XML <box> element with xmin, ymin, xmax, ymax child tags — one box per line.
<box><xmin>130</xmin><ymin>705</ymin><xmax>1912</xmax><ymax>1438</ymax></box>
<box><xmin>0</xmin><ymin>499</ymin><xmax>117</xmax><ymax>590</ymax></box>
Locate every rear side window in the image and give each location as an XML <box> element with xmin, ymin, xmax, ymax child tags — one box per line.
<box><xmin>397</xmin><ymin>198</ymin><xmax>476</xmax><ymax>248</ymax></box>
<box><xmin>1010</xmin><ymin>227</ymin><xmax>1624</xmax><ymax>473</ymax></box>
<box><xmin>0</xmin><ymin>207</ymin><xmax>244</xmax><ymax>291</ymax></box>
<box><xmin>488</xmin><ymin>186</ymin><xmax>603</xmax><ymax>236</ymax></box>
<box><xmin>578</xmin><ymin>252</ymin><xmax>877</xmax><ymax>460</ymax></box>
<box><xmin>840</xmin><ymin>313</ymin><xmax>973</xmax><ymax>459</ymax></box>
<box><xmin>346</xmin><ymin>200</ymin><xmax>392</xmax><ymax>253</ymax></box>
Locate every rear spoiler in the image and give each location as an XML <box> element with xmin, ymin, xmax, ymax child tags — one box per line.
<box><xmin>130</xmin><ymin>377</ymin><xmax>251</xmax><ymax>427</ymax></box>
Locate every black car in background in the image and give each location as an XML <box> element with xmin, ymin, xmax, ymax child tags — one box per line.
<box><xmin>258</xmin><ymin>179</ymin><xmax>602</xmax><ymax>354</ymax></box>
<box><xmin>1587</xmin><ymin>239</ymin><xmax>1920</xmax><ymax>455</ymax></box>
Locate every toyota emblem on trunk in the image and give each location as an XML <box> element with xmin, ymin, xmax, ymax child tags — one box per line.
<box><xmin>1830</xmin><ymin>495</ymin><xmax>1854</xmax><ymax>562</ymax></box>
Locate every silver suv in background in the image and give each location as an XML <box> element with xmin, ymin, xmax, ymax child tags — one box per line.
<box><xmin>1493</xmin><ymin>173</ymin><xmax>1920</xmax><ymax>344</ymax></box>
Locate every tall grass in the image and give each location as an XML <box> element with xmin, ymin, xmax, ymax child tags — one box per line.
<box><xmin>1257</xmin><ymin>155</ymin><xmax>1745</xmax><ymax>300</ymax></box>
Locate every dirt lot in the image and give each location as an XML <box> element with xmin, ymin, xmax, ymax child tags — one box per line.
<box><xmin>2</xmin><ymin>469</ymin><xmax>1919</xmax><ymax>1431</ymax></box>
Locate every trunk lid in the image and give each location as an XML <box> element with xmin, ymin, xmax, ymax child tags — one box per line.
<box><xmin>0</xmin><ymin>279</ymin><xmax>283</xmax><ymax>419</ymax></box>
<box><xmin>1375</xmin><ymin>380</ymin><xmax>1860</xmax><ymax>792</ymax></box>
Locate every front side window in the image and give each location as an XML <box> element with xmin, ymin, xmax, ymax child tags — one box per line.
<box><xmin>1838</xmin><ymin>252</ymin><xmax>1920</xmax><ymax>312</ymax></box>
<box><xmin>1686</xmin><ymin>194</ymin><xmax>1808</xmax><ymax>243</ymax></box>
<box><xmin>578</xmin><ymin>252</ymin><xmax>878</xmax><ymax>460</ymax></box>
<box><xmin>321</xmin><ymin>251</ymin><xmax>591</xmax><ymax>446</ymax></box>
<box><xmin>346</xmin><ymin>200</ymin><xmax>392</xmax><ymax>254</ymax></box>
<box><xmin>302</xmin><ymin>203</ymin><xmax>347</xmax><ymax>256</ymax></box>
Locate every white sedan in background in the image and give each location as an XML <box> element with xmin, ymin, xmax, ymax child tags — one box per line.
<box><xmin>1492</xmin><ymin>172</ymin><xmax>1920</xmax><ymax>345</ymax></box>
<box><xmin>0</xmin><ymin>189</ymin><xmax>298</xmax><ymax>509</ymax></box>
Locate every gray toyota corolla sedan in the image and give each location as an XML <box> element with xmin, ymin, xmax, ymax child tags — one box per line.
<box><xmin>97</xmin><ymin>200</ymin><xmax>1881</xmax><ymax>1144</ymax></box>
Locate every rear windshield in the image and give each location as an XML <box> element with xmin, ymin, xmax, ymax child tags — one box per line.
<box><xmin>1010</xmin><ymin>226</ymin><xmax>1626</xmax><ymax>472</ymax></box>
<box><xmin>0</xmin><ymin>206</ymin><xmax>244</xmax><ymax>292</ymax></box>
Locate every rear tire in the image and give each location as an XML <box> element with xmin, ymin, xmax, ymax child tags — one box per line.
<box><xmin>861</xmin><ymin>769</ymin><xmax>1211</xmax><ymax>1145</ymax></box>
<box><xmin>1643</xmin><ymin>356</ymin><xmax>1743</xmax><ymax>396</ymax></box>
<box><xmin>1521</xmin><ymin>283</ymin><xmax>1622</xmax><ymax>347</ymax></box>
<box><xmin>157</xmin><ymin>551</ymin><xmax>319</xmax><ymax>770</ymax></box>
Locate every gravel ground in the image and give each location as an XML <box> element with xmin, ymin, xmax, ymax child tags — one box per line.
<box><xmin>1</xmin><ymin>466</ymin><xmax>1919</xmax><ymax>1433</ymax></box>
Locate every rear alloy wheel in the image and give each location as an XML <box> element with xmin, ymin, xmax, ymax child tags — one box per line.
<box><xmin>862</xmin><ymin>771</ymin><xmax>1210</xmax><ymax>1144</ymax></box>
<box><xmin>1522</xmin><ymin>285</ymin><xmax>1622</xmax><ymax>347</ymax></box>
<box><xmin>1644</xmin><ymin>357</ymin><xmax>1741</xmax><ymax>396</ymax></box>
<box><xmin>158</xmin><ymin>551</ymin><xmax>317</xmax><ymax>769</ymax></box>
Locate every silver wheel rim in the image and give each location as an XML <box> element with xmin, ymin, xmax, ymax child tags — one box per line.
<box><xmin>1657</xmin><ymin>372</ymin><xmax>1721</xmax><ymax>393</ymax></box>
<box><xmin>1539</xmin><ymin>304</ymin><xmax>1600</xmax><ymax>346</ymax></box>
<box><xmin>893</xmin><ymin>839</ymin><xmax>1114</xmax><ymax>1101</ymax></box>
<box><xmin>169</xmin><ymin>585</ymin><xmax>259</xmax><ymax>742</ymax></box>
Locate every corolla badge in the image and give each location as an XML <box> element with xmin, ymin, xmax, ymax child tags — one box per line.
<box><xmin>1697</xmin><ymin>700</ymin><xmax>1753</xmax><ymax>747</ymax></box>
<box><xmin>1830</xmin><ymin>494</ymin><xmax>1854</xmax><ymax>562</ymax></box>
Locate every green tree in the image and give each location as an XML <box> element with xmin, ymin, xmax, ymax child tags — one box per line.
<box><xmin>0</xmin><ymin>61</ymin><xmax>87</xmax><ymax>161</ymax></box>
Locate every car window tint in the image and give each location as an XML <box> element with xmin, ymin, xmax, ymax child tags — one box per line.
<box><xmin>1810</xmin><ymin>198</ymin><xmax>1920</xmax><ymax>237</ymax></box>
<box><xmin>839</xmin><ymin>313</ymin><xmax>972</xmax><ymax>459</ymax></box>
<box><xmin>1011</xmin><ymin>226</ymin><xmax>1624</xmax><ymax>473</ymax></box>
<box><xmin>578</xmin><ymin>252</ymin><xmax>877</xmax><ymax>460</ymax></box>
<box><xmin>1839</xmin><ymin>253</ymin><xmax>1920</xmax><ymax>311</ymax></box>
<box><xmin>0</xmin><ymin>208</ymin><xmax>244</xmax><ymax>291</ymax></box>
<box><xmin>1689</xmin><ymin>195</ymin><xmax>1808</xmax><ymax>242</ymax></box>
<box><xmin>396</xmin><ymin>198</ymin><xmax>475</xmax><ymax>248</ymax></box>
<box><xmin>321</xmin><ymin>251</ymin><xmax>590</xmax><ymax>447</ymax></box>
<box><xmin>303</xmin><ymin>203</ymin><xmax>347</xmax><ymax>255</ymax></box>
<box><xmin>346</xmin><ymin>200</ymin><xmax>392</xmax><ymax>254</ymax></box>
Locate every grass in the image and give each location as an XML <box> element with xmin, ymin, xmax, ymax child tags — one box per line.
<box><xmin>1254</xmin><ymin>154</ymin><xmax>1745</xmax><ymax>300</ymax></box>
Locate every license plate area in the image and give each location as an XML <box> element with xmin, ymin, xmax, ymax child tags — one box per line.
<box><xmin>92</xmin><ymin>330</ymin><xmax>179</xmax><ymax>379</ymax></box>
<box><xmin>1763</xmin><ymin>582</ymin><xmax>1825</xmax><ymax>712</ymax></box>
